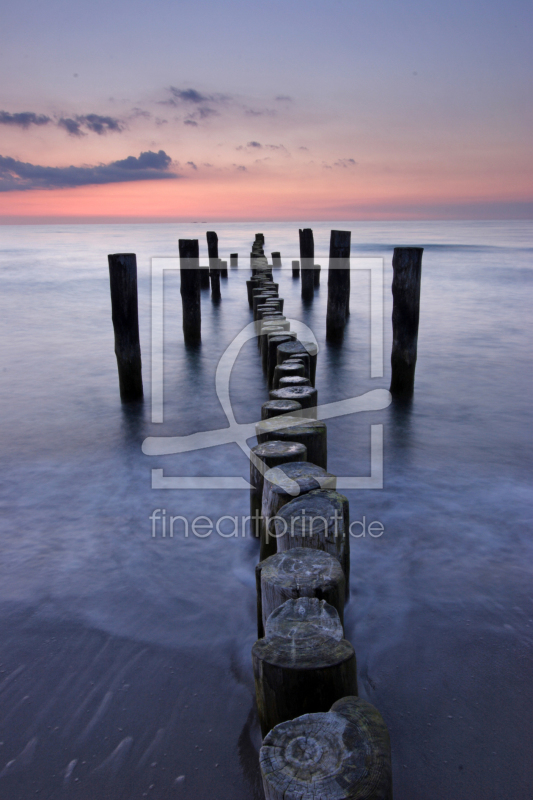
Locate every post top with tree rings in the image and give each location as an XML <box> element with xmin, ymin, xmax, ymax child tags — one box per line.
<box><xmin>264</xmin><ymin>462</ymin><xmax>336</xmax><ymax>499</ymax></box>
<box><xmin>261</xmin><ymin>399</ymin><xmax>303</xmax><ymax>420</ymax></box>
<box><xmin>254</xmin><ymin>597</ymin><xmax>354</xmax><ymax>671</ymax></box>
<box><xmin>276</xmin><ymin>493</ymin><xmax>343</xmax><ymax>543</ymax></box>
<box><xmin>279</xmin><ymin>376</ymin><xmax>311</xmax><ymax>388</ymax></box>
<box><xmin>259</xmin><ymin>548</ymin><xmax>345</xmax><ymax>598</ymax></box>
<box><xmin>256</xmin><ymin>415</ymin><xmax>325</xmax><ymax>438</ymax></box>
<box><xmin>252</xmin><ymin>440</ymin><xmax>307</xmax><ymax>461</ymax></box>
<box><xmin>269</xmin><ymin>385</ymin><xmax>317</xmax><ymax>408</ymax></box>
<box><xmin>260</xmin><ymin>698</ymin><xmax>391</xmax><ymax>800</ymax></box>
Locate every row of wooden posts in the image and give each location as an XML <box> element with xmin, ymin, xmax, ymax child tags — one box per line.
<box><xmin>107</xmin><ymin>230</ymin><xmax>423</xmax><ymax>402</ymax></box>
<box><xmin>244</xmin><ymin>233</ymin><xmax>393</xmax><ymax>798</ymax></box>
<box><xmin>107</xmin><ymin>231</ymin><xmax>423</xmax><ymax>797</ymax></box>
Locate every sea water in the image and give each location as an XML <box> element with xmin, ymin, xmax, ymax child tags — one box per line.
<box><xmin>0</xmin><ymin>221</ymin><xmax>531</xmax><ymax>798</ymax></box>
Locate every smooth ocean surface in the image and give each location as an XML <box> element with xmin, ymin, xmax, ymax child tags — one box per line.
<box><xmin>0</xmin><ymin>221</ymin><xmax>532</xmax><ymax>799</ymax></box>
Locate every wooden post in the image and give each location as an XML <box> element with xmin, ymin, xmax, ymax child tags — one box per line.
<box><xmin>206</xmin><ymin>231</ymin><xmax>221</xmax><ymax>301</ymax></box>
<box><xmin>260</xmin><ymin>695</ymin><xmax>392</xmax><ymax>799</ymax></box>
<box><xmin>267</xmin><ymin>334</ymin><xmax>297</xmax><ymax>387</ymax></box>
<box><xmin>220</xmin><ymin>260</ymin><xmax>228</xmax><ymax>278</ymax></box>
<box><xmin>390</xmin><ymin>246</ymin><xmax>423</xmax><ymax>398</ymax></box>
<box><xmin>272</xmin><ymin>362</ymin><xmax>305</xmax><ymax>389</ymax></box>
<box><xmin>256</xmin><ymin>417</ymin><xmax>328</xmax><ymax>469</ymax></box>
<box><xmin>256</xmin><ymin>548</ymin><xmax>345</xmax><ymax>638</ymax></box>
<box><xmin>292</xmin><ymin>260</ymin><xmax>300</xmax><ymax>278</ymax></box>
<box><xmin>299</xmin><ymin>228</ymin><xmax>315</xmax><ymax>301</ymax></box>
<box><xmin>275</xmin><ymin>493</ymin><xmax>349</xmax><ymax>591</ymax></box>
<box><xmin>326</xmin><ymin>230</ymin><xmax>351</xmax><ymax>340</ymax></box>
<box><xmin>269</xmin><ymin>386</ymin><xmax>318</xmax><ymax>417</ymax></box>
<box><xmin>276</xmin><ymin>340</ymin><xmax>317</xmax><ymax>387</ymax></box>
<box><xmin>261</xmin><ymin>399</ymin><xmax>303</xmax><ymax>420</ymax></box>
<box><xmin>261</xmin><ymin>462</ymin><xmax>336</xmax><ymax>559</ymax></box>
<box><xmin>314</xmin><ymin>264</ymin><xmax>321</xmax><ymax>287</ymax></box>
<box><xmin>200</xmin><ymin>266</ymin><xmax>210</xmax><ymax>289</ymax></box>
<box><xmin>178</xmin><ymin>239</ymin><xmax>201</xmax><ymax>344</ymax></box>
<box><xmin>271</xmin><ymin>252</ymin><xmax>282</xmax><ymax>268</ymax></box>
<box><xmin>230</xmin><ymin>253</ymin><xmax>238</xmax><ymax>268</ymax></box>
<box><xmin>252</xmin><ymin>597</ymin><xmax>357</xmax><ymax>736</ymax></box>
<box><xmin>279</xmin><ymin>376</ymin><xmax>310</xmax><ymax>389</ymax></box>
<box><xmin>250</xmin><ymin>441</ymin><xmax>307</xmax><ymax>541</ymax></box>
<box><xmin>108</xmin><ymin>253</ymin><xmax>143</xmax><ymax>402</ymax></box>
<box><xmin>307</xmin><ymin>488</ymin><xmax>350</xmax><ymax>598</ymax></box>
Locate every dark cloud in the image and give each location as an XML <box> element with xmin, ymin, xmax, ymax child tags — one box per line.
<box><xmin>0</xmin><ymin>111</ymin><xmax>51</xmax><ymax>128</ymax></box>
<box><xmin>186</xmin><ymin>161</ymin><xmax>198</xmax><ymax>170</ymax></box>
<box><xmin>334</xmin><ymin>158</ymin><xmax>357</xmax><ymax>168</ymax></box>
<box><xmin>0</xmin><ymin>150</ymin><xmax>177</xmax><ymax>191</ymax></box>
<box><xmin>299</xmin><ymin>146</ymin><xmax>308</xmax><ymax>151</ymax></box>
<box><xmin>234</xmin><ymin>165</ymin><xmax>247</xmax><ymax>172</ymax></box>
<box><xmin>184</xmin><ymin>119</ymin><xmax>198</xmax><ymax>127</ymax></box>
<box><xmin>275</xmin><ymin>95</ymin><xmax>293</xmax><ymax>102</ymax></box>
<box><xmin>58</xmin><ymin>114</ymin><xmax>124</xmax><ymax>136</ymax></box>
<box><xmin>169</xmin><ymin>87</ymin><xmax>210</xmax><ymax>103</ymax></box>
<box><xmin>247</xmin><ymin>141</ymin><xmax>262</xmax><ymax>148</ymax></box>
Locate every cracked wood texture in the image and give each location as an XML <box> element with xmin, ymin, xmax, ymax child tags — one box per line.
<box><xmin>249</xmin><ymin>441</ymin><xmax>307</xmax><ymax>542</ymax></box>
<box><xmin>260</xmin><ymin>695</ymin><xmax>392</xmax><ymax>799</ymax></box>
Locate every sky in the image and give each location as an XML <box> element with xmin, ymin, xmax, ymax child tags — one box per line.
<box><xmin>0</xmin><ymin>0</ymin><xmax>531</xmax><ymax>221</ymax></box>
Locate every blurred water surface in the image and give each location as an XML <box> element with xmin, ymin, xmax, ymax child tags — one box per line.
<box><xmin>0</xmin><ymin>221</ymin><xmax>531</xmax><ymax>799</ymax></box>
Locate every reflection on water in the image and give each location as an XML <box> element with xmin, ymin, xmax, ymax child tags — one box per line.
<box><xmin>0</xmin><ymin>221</ymin><xmax>531</xmax><ymax>799</ymax></box>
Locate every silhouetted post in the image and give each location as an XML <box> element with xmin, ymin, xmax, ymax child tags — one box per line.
<box><xmin>271</xmin><ymin>252</ymin><xmax>282</xmax><ymax>268</ymax></box>
<box><xmin>230</xmin><ymin>253</ymin><xmax>238</xmax><ymax>268</ymax></box>
<box><xmin>200</xmin><ymin>266</ymin><xmax>210</xmax><ymax>289</ymax></box>
<box><xmin>178</xmin><ymin>239</ymin><xmax>201</xmax><ymax>344</ymax></box>
<box><xmin>326</xmin><ymin>230</ymin><xmax>351</xmax><ymax>340</ymax></box>
<box><xmin>390</xmin><ymin>247</ymin><xmax>423</xmax><ymax>398</ymax></box>
<box><xmin>220</xmin><ymin>260</ymin><xmax>228</xmax><ymax>278</ymax></box>
<box><xmin>292</xmin><ymin>260</ymin><xmax>300</xmax><ymax>278</ymax></box>
<box><xmin>206</xmin><ymin>231</ymin><xmax>221</xmax><ymax>301</ymax></box>
<box><xmin>108</xmin><ymin>253</ymin><xmax>143</xmax><ymax>402</ymax></box>
<box><xmin>299</xmin><ymin>228</ymin><xmax>314</xmax><ymax>301</ymax></box>
<box><xmin>314</xmin><ymin>264</ymin><xmax>321</xmax><ymax>287</ymax></box>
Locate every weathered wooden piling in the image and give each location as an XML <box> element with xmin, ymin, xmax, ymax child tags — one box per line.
<box><xmin>272</xmin><ymin>361</ymin><xmax>306</xmax><ymax>389</ymax></box>
<box><xmin>267</xmin><ymin>334</ymin><xmax>297</xmax><ymax>386</ymax></box>
<box><xmin>220</xmin><ymin>260</ymin><xmax>228</xmax><ymax>278</ymax></box>
<box><xmin>299</xmin><ymin>228</ymin><xmax>315</xmax><ymax>301</ymax></box>
<box><xmin>206</xmin><ymin>231</ymin><xmax>221</xmax><ymax>301</ymax></box>
<box><xmin>257</xmin><ymin>416</ymin><xmax>328</xmax><ymax>469</ymax></box>
<box><xmin>275</xmin><ymin>491</ymin><xmax>349</xmax><ymax>593</ymax></box>
<box><xmin>390</xmin><ymin>246</ymin><xmax>423</xmax><ymax>398</ymax></box>
<box><xmin>314</xmin><ymin>263</ymin><xmax>321</xmax><ymax>287</ymax></box>
<box><xmin>261</xmin><ymin>399</ymin><xmax>303</xmax><ymax>420</ymax></box>
<box><xmin>276</xmin><ymin>340</ymin><xmax>317</xmax><ymax>387</ymax></box>
<box><xmin>178</xmin><ymin>239</ymin><xmax>201</xmax><ymax>344</ymax></box>
<box><xmin>108</xmin><ymin>253</ymin><xmax>144</xmax><ymax>401</ymax></box>
<box><xmin>269</xmin><ymin>386</ymin><xmax>318</xmax><ymax>416</ymax></box>
<box><xmin>259</xmin><ymin>695</ymin><xmax>392</xmax><ymax>799</ymax></box>
<box><xmin>256</xmin><ymin>548</ymin><xmax>345</xmax><ymax>638</ymax></box>
<box><xmin>292</xmin><ymin>260</ymin><xmax>300</xmax><ymax>278</ymax></box>
<box><xmin>325</xmin><ymin>229</ymin><xmax>351</xmax><ymax>340</ymax></box>
<box><xmin>230</xmin><ymin>253</ymin><xmax>238</xmax><ymax>267</ymax></box>
<box><xmin>307</xmin><ymin>488</ymin><xmax>350</xmax><ymax>598</ymax></box>
<box><xmin>261</xmin><ymin>461</ymin><xmax>335</xmax><ymax>559</ymax></box>
<box><xmin>271</xmin><ymin>252</ymin><xmax>282</xmax><ymax>268</ymax></box>
<box><xmin>250</xmin><ymin>441</ymin><xmax>307</xmax><ymax>541</ymax></box>
<box><xmin>279</xmin><ymin>376</ymin><xmax>310</xmax><ymax>389</ymax></box>
<box><xmin>252</xmin><ymin>598</ymin><xmax>357</xmax><ymax>736</ymax></box>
